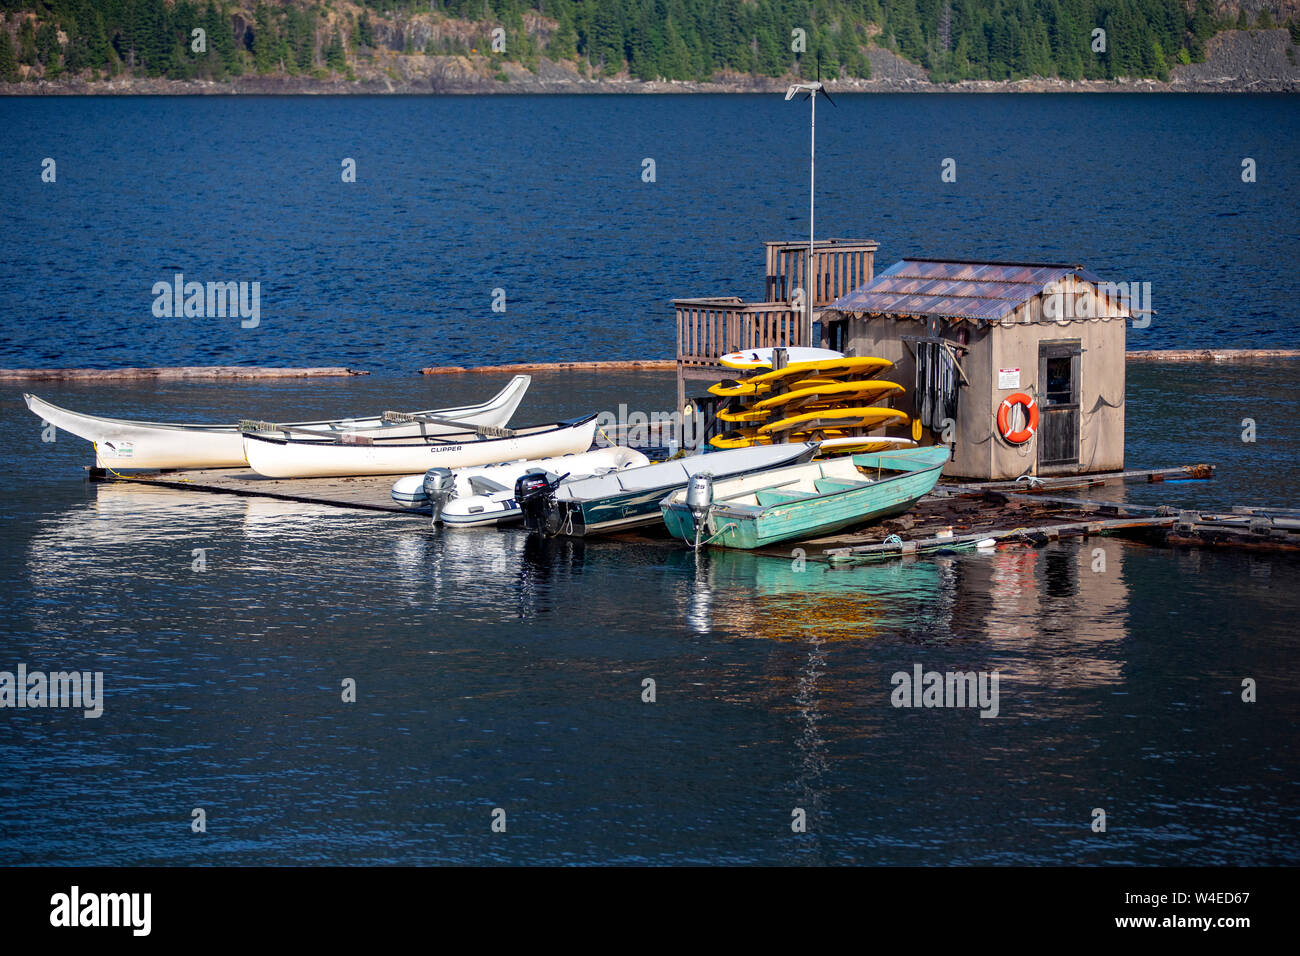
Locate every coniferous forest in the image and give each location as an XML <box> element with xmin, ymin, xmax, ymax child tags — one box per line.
<box><xmin>0</xmin><ymin>1</ymin><xmax>1298</xmax><ymax>87</ymax></box>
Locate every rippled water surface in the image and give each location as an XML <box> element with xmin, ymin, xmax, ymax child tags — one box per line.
<box><xmin>1</xmin><ymin>367</ymin><xmax>1296</xmax><ymax>865</ymax></box>
<box><xmin>0</xmin><ymin>94</ymin><xmax>1297</xmax><ymax>372</ymax></box>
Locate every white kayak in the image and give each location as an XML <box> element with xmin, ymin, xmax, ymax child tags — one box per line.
<box><xmin>244</xmin><ymin>414</ymin><xmax>600</xmax><ymax>479</ymax></box>
<box><xmin>718</xmin><ymin>347</ymin><xmax>843</xmax><ymax>371</ymax></box>
<box><xmin>391</xmin><ymin>446</ymin><xmax>651</xmax><ymax>526</ymax></box>
<box><xmin>23</xmin><ymin>376</ymin><xmax>531</xmax><ymax>471</ymax></box>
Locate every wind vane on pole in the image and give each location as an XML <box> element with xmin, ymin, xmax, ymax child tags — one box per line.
<box><xmin>784</xmin><ymin>56</ymin><xmax>835</xmax><ymax>347</ymax></box>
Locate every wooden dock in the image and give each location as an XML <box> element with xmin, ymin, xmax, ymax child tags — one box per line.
<box><xmin>89</xmin><ymin>460</ymin><xmax>1299</xmax><ymax>559</ymax></box>
<box><xmin>90</xmin><ymin>467</ymin><xmax>413</xmax><ymax>513</ymax></box>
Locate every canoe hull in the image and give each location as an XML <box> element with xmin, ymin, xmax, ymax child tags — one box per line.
<box><xmin>244</xmin><ymin>416</ymin><xmax>599</xmax><ymax>478</ymax></box>
<box><xmin>661</xmin><ymin>446</ymin><xmax>951</xmax><ymax>549</ymax></box>
<box><xmin>23</xmin><ymin>376</ymin><xmax>530</xmax><ymax>470</ymax></box>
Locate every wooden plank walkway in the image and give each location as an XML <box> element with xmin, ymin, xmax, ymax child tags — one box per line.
<box><xmin>94</xmin><ymin>460</ymin><xmax>1297</xmax><ymax>558</ymax></box>
<box><xmin>91</xmin><ymin>467</ymin><xmax>410</xmax><ymax>513</ymax></box>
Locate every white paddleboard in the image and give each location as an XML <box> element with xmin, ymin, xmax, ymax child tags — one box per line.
<box><xmin>718</xmin><ymin>347</ymin><xmax>843</xmax><ymax>371</ymax></box>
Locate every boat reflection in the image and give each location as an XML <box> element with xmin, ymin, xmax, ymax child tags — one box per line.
<box><xmin>677</xmin><ymin>542</ymin><xmax>1133</xmax><ymax>689</ymax></box>
<box><xmin>677</xmin><ymin>547</ymin><xmax>946</xmax><ymax>642</ymax></box>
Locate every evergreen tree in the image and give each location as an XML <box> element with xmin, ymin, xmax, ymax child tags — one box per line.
<box><xmin>356</xmin><ymin>10</ymin><xmax>373</xmax><ymax>50</ymax></box>
<box><xmin>18</xmin><ymin>17</ymin><xmax>35</xmax><ymax>66</ymax></box>
<box><xmin>0</xmin><ymin>0</ymin><xmax>1271</xmax><ymax>88</ymax></box>
<box><xmin>206</xmin><ymin>2</ymin><xmax>237</xmax><ymax>76</ymax></box>
<box><xmin>0</xmin><ymin>23</ymin><xmax>18</xmax><ymax>81</ymax></box>
<box><xmin>326</xmin><ymin>30</ymin><xmax>346</xmax><ymax>71</ymax></box>
<box><xmin>253</xmin><ymin>2</ymin><xmax>278</xmax><ymax>73</ymax></box>
<box><xmin>35</xmin><ymin>20</ymin><xmax>58</xmax><ymax>66</ymax></box>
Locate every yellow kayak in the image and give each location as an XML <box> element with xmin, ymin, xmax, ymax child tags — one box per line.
<box><xmin>716</xmin><ymin>407</ymin><xmax>772</xmax><ymax>424</ymax></box>
<box><xmin>758</xmin><ymin>406</ymin><xmax>909</xmax><ymax>437</ymax></box>
<box><xmin>745</xmin><ymin>356</ymin><xmax>892</xmax><ymax>385</ymax></box>
<box><xmin>708</xmin><ymin>358</ymin><xmax>892</xmax><ymax>397</ymax></box>
<box><xmin>812</xmin><ymin>436</ymin><xmax>919</xmax><ymax>457</ymax></box>
<box><xmin>750</xmin><ymin>379</ymin><xmax>904</xmax><ymax>412</ymax></box>
<box><xmin>710</xmin><ymin>426</ymin><xmax>861</xmax><ymax>449</ymax></box>
<box><xmin>710</xmin><ymin>430</ymin><xmax>768</xmax><ymax>449</ymax></box>
<box><xmin>709</xmin><ymin>374</ymin><xmax>855</xmax><ymax>399</ymax></box>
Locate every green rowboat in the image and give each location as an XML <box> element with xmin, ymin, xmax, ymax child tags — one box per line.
<box><xmin>660</xmin><ymin>445</ymin><xmax>951</xmax><ymax>550</ymax></box>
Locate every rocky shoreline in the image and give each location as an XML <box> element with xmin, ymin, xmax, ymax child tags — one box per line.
<box><xmin>3</xmin><ymin>29</ymin><xmax>1298</xmax><ymax>95</ymax></box>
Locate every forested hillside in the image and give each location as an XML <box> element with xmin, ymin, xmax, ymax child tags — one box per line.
<box><xmin>1</xmin><ymin>0</ymin><xmax>1298</xmax><ymax>86</ymax></box>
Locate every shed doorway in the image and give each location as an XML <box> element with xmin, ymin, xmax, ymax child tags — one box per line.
<box><xmin>1037</xmin><ymin>340</ymin><xmax>1081</xmax><ymax>468</ymax></box>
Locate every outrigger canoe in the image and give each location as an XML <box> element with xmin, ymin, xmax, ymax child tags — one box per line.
<box><xmin>243</xmin><ymin>414</ymin><xmax>599</xmax><ymax>479</ymax></box>
<box><xmin>661</xmin><ymin>445</ymin><xmax>951</xmax><ymax>550</ymax></box>
<box><xmin>23</xmin><ymin>376</ymin><xmax>531</xmax><ymax>471</ymax></box>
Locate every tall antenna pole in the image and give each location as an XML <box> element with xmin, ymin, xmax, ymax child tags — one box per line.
<box><xmin>807</xmin><ymin>87</ymin><xmax>815</xmax><ymax>346</ymax></box>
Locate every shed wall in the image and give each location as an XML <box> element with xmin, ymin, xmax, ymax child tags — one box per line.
<box><xmin>836</xmin><ymin>282</ymin><xmax>1127</xmax><ymax>480</ymax></box>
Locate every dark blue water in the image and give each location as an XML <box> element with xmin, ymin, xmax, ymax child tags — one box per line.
<box><xmin>0</xmin><ymin>95</ymin><xmax>1297</xmax><ymax>866</ymax></box>
<box><xmin>1</xmin><ymin>94</ymin><xmax>1298</xmax><ymax>373</ymax></box>
<box><xmin>0</xmin><ymin>365</ymin><xmax>1297</xmax><ymax>865</ymax></box>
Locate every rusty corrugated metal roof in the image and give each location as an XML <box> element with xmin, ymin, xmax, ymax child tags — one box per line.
<box><xmin>829</xmin><ymin>259</ymin><xmax>1105</xmax><ymax>322</ymax></box>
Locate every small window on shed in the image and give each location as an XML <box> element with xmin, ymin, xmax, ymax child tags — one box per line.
<box><xmin>1045</xmin><ymin>356</ymin><xmax>1073</xmax><ymax>405</ymax></box>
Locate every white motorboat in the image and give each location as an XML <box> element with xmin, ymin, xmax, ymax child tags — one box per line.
<box><xmin>514</xmin><ymin>442</ymin><xmax>819</xmax><ymax>537</ymax></box>
<box><xmin>391</xmin><ymin>446</ymin><xmax>651</xmax><ymax>527</ymax></box>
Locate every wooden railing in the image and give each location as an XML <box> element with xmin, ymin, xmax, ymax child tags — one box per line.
<box><xmin>674</xmin><ymin>297</ymin><xmax>805</xmax><ymax>368</ymax></box>
<box><xmin>764</xmin><ymin>239</ymin><xmax>878</xmax><ymax>307</ymax></box>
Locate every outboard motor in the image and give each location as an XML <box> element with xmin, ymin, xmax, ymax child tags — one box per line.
<box><xmin>515</xmin><ymin>469</ymin><xmax>565</xmax><ymax>535</ymax></box>
<box><xmin>685</xmin><ymin>472</ymin><xmax>714</xmax><ymax>545</ymax></box>
<box><xmin>422</xmin><ymin>467</ymin><xmax>455</xmax><ymax>523</ymax></box>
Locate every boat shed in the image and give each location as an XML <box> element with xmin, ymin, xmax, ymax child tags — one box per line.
<box><xmin>821</xmin><ymin>259</ymin><xmax>1131</xmax><ymax>481</ymax></box>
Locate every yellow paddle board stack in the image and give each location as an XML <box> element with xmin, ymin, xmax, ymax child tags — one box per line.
<box><xmin>705</xmin><ymin>356</ymin><xmax>917</xmax><ymax>454</ymax></box>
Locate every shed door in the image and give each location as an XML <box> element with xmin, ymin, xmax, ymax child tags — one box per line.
<box><xmin>1037</xmin><ymin>341</ymin><xmax>1081</xmax><ymax>468</ymax></box>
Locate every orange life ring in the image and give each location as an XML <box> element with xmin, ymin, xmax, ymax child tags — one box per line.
<box><xmin>997</xmin><ymin>393</ymin><xmax>1038</xmax><ymax>444</ymax></box>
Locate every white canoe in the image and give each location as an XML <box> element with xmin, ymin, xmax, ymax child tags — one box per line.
<box><xmin>244</xmin><ymin>415</ymin><xmax>600</xmax><ymax>479</ymax></box>
<box><xmin>23</xmin><ymin>376</ymin><xmax>531</xmax><ymax>471</ymax></box>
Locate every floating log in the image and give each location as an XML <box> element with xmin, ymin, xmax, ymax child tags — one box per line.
<box><xmin>0</xmin><ymin>366</ymin><xmax>367</xmax><ymax>382</ymax></box>
<box><xmin>1125</xmin><ymin>349</ymin><xmax>1300</xmax><ymax>362</ymax></box>
<box><xmin>943</xmin><ymin>464</ymin><xmax>1215</xmax><ymax>494</ymax></box>
<box><xmin>420</xmin><ymin>359</ymin><xmax>674</xmax><ymax>375</ymax></box>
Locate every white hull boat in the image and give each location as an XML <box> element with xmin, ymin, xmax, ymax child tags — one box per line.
<box><xmin>515</xmin><ymin>442</ymin><xmax>819</xmax><ymax>537</ymax></box>
<box><xmin>23</xmin><ymin>376</ymin><xmax>531</xmax><ymax>471</ymax></box>
<box><xmin>244</xmin><ymin>415</ymin><xmax>600</xmax><ymax>479</ymax></box>
<box><xmin>391</xmin><ymin>446</ymin><xmax>651</xmax><ymax>526</ymax></box>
